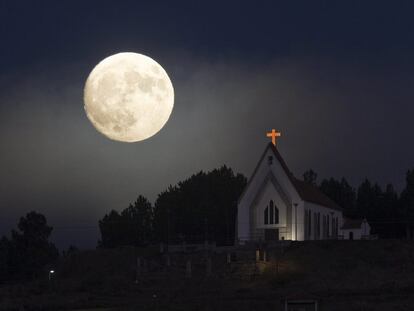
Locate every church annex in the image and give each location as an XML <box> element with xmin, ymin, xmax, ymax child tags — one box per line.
<box><xmin>237</xmin><ymin>141</ymin><xmax>370</xmax><ymax>243</ymax></box>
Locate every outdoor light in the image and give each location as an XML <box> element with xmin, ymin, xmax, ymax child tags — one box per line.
<box><xmin>48</xmin><ymin>270</ymin><xmax>55</xmax><ymax>281</ymax></box>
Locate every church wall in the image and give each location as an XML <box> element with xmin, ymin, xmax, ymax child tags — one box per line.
<box><xmin>342</xmin><ymin>228</ymin><xmax>362</xmax><ymax>240</ymax></box>
<box><xmin>291</xmin><ymin>201</ymin><xmax>305</xmax><ymax>241</ymax></box>
<box><xmin>253</xmin><ymin>180</ymin><xmax>290</xmax><ymax>240</ymax></box>
<box><xmin>303</xmin><ymin>202</ymin><xmax>343</xmax><ymax>240</ymax></box>
<box><xmin>238</xmin><ymin>148</ymin><xmax>301</xmax><ymax>243</ymax></box>
<box><xmin>237</xmin><ymin>197</ymin><xmax>251</xmax><ymax>243</ymax></box>
<box><xmin>341</xmin><ymin>221</ymin><xmax>371</xmax><ymax>240</ymax></box>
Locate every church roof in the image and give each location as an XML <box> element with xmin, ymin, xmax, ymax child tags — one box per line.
<box><xmin>341</xmin><ymin>218</ymin><xmax>365</xmax><ymax>229</ymax></box>
<box><xmin>239</xmin><ymin>143</ymin><xmax>343</xmax><ymax>211</ymax></box>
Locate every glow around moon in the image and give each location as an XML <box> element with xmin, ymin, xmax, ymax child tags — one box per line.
<box><xmin>84</xmin><ymin>52</ymin><xmax>174</xmax><ymax>142</ymax></box>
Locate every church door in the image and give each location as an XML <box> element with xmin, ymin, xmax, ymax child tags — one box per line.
<box><xmin>349</xmin><ymin>232</ymin><xmax>354</xmax><ymax>240</ymax></box>
<box><xmin>265</xmin><ymin>229</ymin><xmax>279</xmax><ymax>241</ymax></box>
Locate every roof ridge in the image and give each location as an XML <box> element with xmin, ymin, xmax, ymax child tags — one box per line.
<box><xmin>238</xmin><ymin>143</ymin><xmax>343</xmax><ymax>211</ymax></box>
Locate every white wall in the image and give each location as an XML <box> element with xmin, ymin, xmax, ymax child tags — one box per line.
<box><xmin>237</xmin><ymin>145</ymin><xmax>345</xmax><ymax>242</ymax></box>
<box><xmin>237</xmin><ymin>147</ymin><xmax>302</xmax><ymax>243</ymax></box>
<box><xmin>341</xmin><ymin>220</ymin><xmax>371</xmax><ymax>240</ymax></box>
<box><xmin>303</xmin><ymin>202</ymin><xmax>343</xmax><ymax>241</ymax></box>
<box><xmin>255</xmin><ymin>181</ymin><xmax>288</xmax><ymax>228</ymax></box>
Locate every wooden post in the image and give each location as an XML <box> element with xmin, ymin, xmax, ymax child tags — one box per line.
<box><xmin>227</xmin><ymin>252</ymin><xmax>231</xmax><ymax>264</ymax></box>
<box><xmin>255</xmin><ymin>249</ymin><xmax>260</xmax><ymax>262</ymax></box>
<box><xmin>186</xmin><ymin>259</ymin><xmax>192</xmax><ymax>278</ymax></box>
<box><xmin>263</xmin><ymin>250</ymin><xmax>267</xmax><ymax>262</ymax></box>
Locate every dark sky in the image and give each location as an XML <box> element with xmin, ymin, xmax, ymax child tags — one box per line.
<box><xmin>1</xmin><ymin>1</ymin><xmax>414</xmax><ymax>249</ymax></box>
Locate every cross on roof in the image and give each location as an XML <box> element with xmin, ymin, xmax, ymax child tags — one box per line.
<box><xmin>266</xmin><ymin>129</ymin><xmax>281</xmax><ymax>146</ymax></box>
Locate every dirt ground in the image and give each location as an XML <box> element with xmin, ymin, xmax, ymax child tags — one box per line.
<box><xmin>1</xmin><ymin>240</ymin><xmax>414</xmax><ymax>310</ymax></box>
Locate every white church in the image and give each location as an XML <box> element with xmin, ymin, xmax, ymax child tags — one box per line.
<box><xmin>236</xmin><ymin>130</ymin><xmax>371</xmax><ymax>243</ymax></box>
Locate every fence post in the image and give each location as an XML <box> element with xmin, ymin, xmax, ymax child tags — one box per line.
<box><xmin>255</xmin><ymin>249</ymin><xmax>260</xmax><ymax>262</ymax></box>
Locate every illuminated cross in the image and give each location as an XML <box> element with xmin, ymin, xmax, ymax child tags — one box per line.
<box><xmin>266</xmin><ymin>129</ymin><xmax>281</xmax><ymax>146</ymax></box>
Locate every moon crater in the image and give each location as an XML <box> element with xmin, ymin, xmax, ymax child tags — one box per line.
<box><xmin>84</xmin><ymin>52</ymin><xmax>174</xmax><ymax>142</ymax></box>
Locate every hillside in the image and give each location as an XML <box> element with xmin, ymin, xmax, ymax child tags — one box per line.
<box><xmin>1</xmin><ymin>240</ymin><xmax>414</xmax><ymax>310</ymax></box>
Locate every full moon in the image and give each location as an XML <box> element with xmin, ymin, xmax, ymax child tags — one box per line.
<box><xmin>84</xmin><ymin>52</ymin><xmax>174</xmax><ymax>142</ymax></box>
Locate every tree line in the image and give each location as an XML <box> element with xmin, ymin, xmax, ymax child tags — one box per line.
<box><xmin>1</xmin><ymin>166</ymin><xmax>413</xmax><ymax>281</ymax></box>
<box><xmin>99</xmin><ymin>166</ymin><xmax>414</xmax><ymax>248</ymax></box>
<box><xmin>99</xmin><ymin>166</ymin><xmax>247</xmax><ymax>247</ymax></box>
<box><xmin>304</xmin><ymin>169</ymin><xmax>414</xmax><ymax>238</ymax></box>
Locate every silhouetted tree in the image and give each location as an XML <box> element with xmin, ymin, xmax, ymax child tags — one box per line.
<box><xmin>121</xmin><ymin>195</ymin><xmax>153</xmax><ymax>245</ymax></box>
<box><xmin>98</xmin><ymin>210</ymin><xmax>124</xmax><ymax>248</ymax></box>
<box><xmin>319</xmin><ymin>177</ymin><xmax>357</xmax><ymax>216</ymax></box>
<box><xmin>303</xmin><ymin>169</ymin><xmax>318</xmax><ymax>186</ymax></box>
<box><xmin>153</xmin><ymin>166</ymin><xmax>247</xmax><ymax>245</ymax></box>
<box><xmin>379</xmin><ymin>183</ymin><xmax>401</xmax><ymax>238</ymax></box>
<box><xmin>0</xmin><ymin>237</ymin><xmax>10</xmax><ymax>282</ymax></box>
<box><xmin>8</xmin><ymin>211</ymin><xmax>58</xmax><ymax>280</ymax></box>
<box><xmin>400</xmin><ymin>170</ymin><xmax>414</xmax><ymax>238</ymax></box>
<box><xmin>99</xmin><ymin>195</ymin><xmax>153</xmax><ymax>248</ymax></box>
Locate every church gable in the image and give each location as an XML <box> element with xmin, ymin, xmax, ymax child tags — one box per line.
<box><xmin>239</xmin><ymin>143</ymin><xmax>342</xmax><ymax>212</ymax></box>
<box><xmin>238</xmin><ymin>143</ymin><xmax>301</xmax><ymax>209</ymax></box>
<box><xmin>251</xmin><ymin>173</ymin><xmax>290</xmax><ymax>228</ymax></box>
<box><xmin>237</xmin><ymin>141</ymin><xmax>345</xmax><ymax>243</ymax></box>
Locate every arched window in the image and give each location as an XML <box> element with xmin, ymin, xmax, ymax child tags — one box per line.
<box><xmin>269</xmin><ymin>200</ymin><xmax>274</xmax><ymax>224</ymax></box>
<box><xmin>264</xmin><ymin>206</ymin><xmax>269</xmax><ymax>224</ymax></box>
<box><xmin>274</xmin><ymin>203</ymin><xmax>279</xmax><ymax>224</ymax></box>
<box><xmin>327</xmin><ymin>215</ymin><xmax>330</xmax><ymax>237</ymax></box>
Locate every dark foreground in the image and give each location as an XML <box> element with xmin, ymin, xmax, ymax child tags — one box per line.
<box><xmin>1</xmin><ymin>240</ymin><xmax>414</xmax><ymax>310</ymax></box>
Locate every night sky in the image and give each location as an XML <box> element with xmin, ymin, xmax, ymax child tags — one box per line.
<box><xmin>1</xmin><ymin>1</ymin><xmax>414</xmax><ymax>249</ymax></box>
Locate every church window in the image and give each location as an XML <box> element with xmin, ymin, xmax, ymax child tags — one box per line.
<box><xmin>268</xmin><ymin>155</ymin><xmax>273</xmax><ymax>165</ymax></box>
<box><xmin>327</xmin><ymin>215</ymin><xmax>330</xmax><ymax>237</ymax></box>
<box><xmin>317</xmin><ymin>213</ymin><xmax>321</xmax><ymax>239</ymax></box>
<box><xmin>304</xmin><ymin>210</ymin><xmax>308</xmax><ymax>238</ymax></box>
<box><xmin>336</xmin><ymin>218</ymin><xmax>339</xmax><ymax>236</ymax></box>
<box><xmin>274</xmin><ymin>204</ymin><xmax>279</xmax><ymax>224</ymax></box>
<box><xmin>308</xmin><ymin>210</ymin><xmax>312</xmax><ymax>238</ymax></box>
<box><xmin>264</xmin><ymin>206</ymin><xmax>269</xmax><ymax>225</ymax></box>
<box><xmin>269</xmin><ymin>200</ymin><xmax>274</xmax><ymax>224</ymax></box>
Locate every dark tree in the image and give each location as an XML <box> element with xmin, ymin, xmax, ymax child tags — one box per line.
<box><xmin>0</xmin><ymin>237</ymin><xmax>10</xmax><ymax>282</ymax></box>
<box><xmin>153</xmin><ymin>166</ymin><xmax>247</xmax><ymax>245</ymax></box>
<box><xmin>356</xmin><ymin>179</ymin><xmax>396</xmax><ymax>236</ymax></box>
<box><xmin>303</xmin><ymin>169</ymin><xmax>318</xmax><ymax>186</ymax></box>
<box><xmin>319</xmin><ymin>177</ymin><xmax>357</xmax><ymax>216</ymax></box>
<box><xmin>380</xmin><ymin>183</ymin><xmax>401</xmax><ymax>238</ymax></box>
<box><xmin>98</xmin><ymin>210</ymin><xmax>124</xmax><ymax>248</ymax></box>
<box><xmin>8</xmin><ymin>211</ymin><xmax>58</xmax><ymax>280</ymax></box>
<box><xmin>121</xmin><ymin>195</ymin><xmax>153</xmax><ymax>245</ymax></box>
<box><xmin>356</xmin><ymin>179</ymin><xmax>382</xmax><ymax>220</ymax></box>
<box><xmin>400</xmin><ymin>170</ymin><xmax>414</xmax><ymax>238</ymax></box>
<box><xmin>99</xmin><ymin>195</ymin><xmax>153</xmax><ymax>248</ymax></box>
